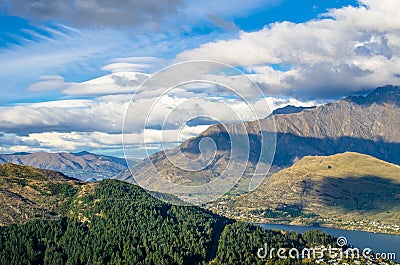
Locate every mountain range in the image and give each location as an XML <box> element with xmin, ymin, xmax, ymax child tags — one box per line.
<box><xmin>117</xmin><ymin>85</ymin><xmax>400</xmax><ymax>192</ymax></box>
<box><xmin>0</xmin><ymin>151</ymin><xmax>130</xmax><ymax>182</ymax></box>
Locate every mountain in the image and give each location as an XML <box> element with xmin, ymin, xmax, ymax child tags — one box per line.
<box><xmin>0</xmin><ymin>163</ymin><xmax>340</xmax><ymax>265</ymax></box>
<box><xmin>0</xmin><ymin>151</ymin><xmax>131</xmax><ymax>181</ymax></box>
<box><xmin>271</xmin><ymin>105</ymin><xmax>315</xmax><ymax>116</ymax></box>
<box><xmin>216</xmin><ymin>152</ymin><xmax>400</xmax><ymax>234</ymax></box>
<box><xmin>272</xmin><ymin>85</ymin><xmax>400</xmax><ymax>166</ymax></box>
<box><xmin>118</xmin><ymin>85</ymin><xmax>400</xmax><ymax>192</ymax></box>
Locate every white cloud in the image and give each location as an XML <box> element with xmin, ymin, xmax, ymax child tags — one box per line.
<box><xmin>28</xmin><ymin>75</ymin><xmax>68</xmax><ymax>92</ymax></box>
<box><xmin>0</xmin><ymin>125</ymin><xmax>217</xmax><ymax>155</ymax></box>
<box><xmin>0</xmin><ymin>98</ymin><xmax>127</xmax><ymax>134</ymax></box>
<box><xmin>101</xmin><ymin>57</ymin><xmax>163</xmax><ymax>73</ymax></box>
<box><xmin>28</xmin><ymin>72</ymin><xmax>149</xmax><ymax>96</ymax></box>
<box><xmin>2</xmin><ymin>56</ymin><xmax>320</xmax><ymax>158</ymax></box>
<box><xmin>1</xmin><ymin>80</ymin><xmax>317</xmax><ymax>156</ymax></box>
<box><xmin>0</xmin><ymin>26</ymin><xmax>120</xmax><ymax>78</ymax></box>
<box><xmin>177</xmin><ymin>0</ymin><xmax>400</xmax><ymax>98</ymax></box>
<box><xmin>328</xmin><ymin>0</ymin><xmax>400</xmax><ymax>32</ymax></box>
<box><xmin>101</xmin><ymin>63</ymin><xmax>152</xmax><ymax>73</ymax></box>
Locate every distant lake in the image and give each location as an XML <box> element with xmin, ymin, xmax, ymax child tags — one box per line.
<box><xmin>258</xmin><ymin>223</ymin><xmax>400</xmax><ymax>262</ymax></box>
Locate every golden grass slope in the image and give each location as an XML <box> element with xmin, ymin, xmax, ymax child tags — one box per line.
<box><xmin>0</xmin><ymin>163</ymin><xmax>85</xmax><ymax>226</ymax></box>
<box><xmin>233</xmin><ymin>152</ymin><xmax>400</xmax><ymax>229</ymax></box>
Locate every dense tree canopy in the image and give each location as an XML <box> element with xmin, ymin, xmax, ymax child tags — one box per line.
<box><xmin>0</xmin><ymin>180</ymin><xmax>337</xmax><ymax>265</ymax></box>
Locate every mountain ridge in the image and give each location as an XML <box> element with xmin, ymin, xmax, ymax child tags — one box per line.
<box><xmin>118</xmin><ymin>85</ymin><xmax>400</xmax><ymax>189</ymax></box>
<box><xmin>0</xmin><ymin>151</ymin><xmax>131</xmax><ymax>181</ymax></box>
<box><xmin>345</xmin><ymin>85</ymin><xmax>400</xmax><ymax>106</ymax></box>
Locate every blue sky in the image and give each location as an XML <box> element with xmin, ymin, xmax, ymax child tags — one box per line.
<box><xmin>0</xmin><ymin>0</ymin><xmax>399</xmax><ymax>157</ymax></box>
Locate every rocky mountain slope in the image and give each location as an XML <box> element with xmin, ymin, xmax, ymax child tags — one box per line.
<box><xmin>0</xmin><ymin>151</ymin><xmax>130</xmax><ymax>181</ymax></box>
<box><xmin>272</xmin><ymin>85</ymin><xmax>400</xmax><ymax>165</ymax></box>
<box><xmin>118</xmin><ymin>85</ymin><xmax>400</xmax><ymax>190</ymax></box>
<box><xmin>270</xmin><ymin>105</ymin><xmax>315</xmax><ymax>115</ymax></box>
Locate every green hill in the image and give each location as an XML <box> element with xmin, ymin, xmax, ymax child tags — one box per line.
<box><xmin>0</xmin><ymin>163</ymin><xmax>343</xmax><ymax>265</ymax></box>
<box><xmin>219</xmin><ymin>152</ymin><xmax>400</xmax><ymax>234</ymax></box>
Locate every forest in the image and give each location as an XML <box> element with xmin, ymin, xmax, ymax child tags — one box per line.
<box><xmin>0</xmin><ymin>179</ymin><xmax>340</xmax><ymax>264</ymax></box>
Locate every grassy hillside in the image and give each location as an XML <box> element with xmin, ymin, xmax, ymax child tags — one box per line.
<box><xmin>217</xmin><ymin>152</ymin><xmax>400</xmax><ymax>234</ymax></box>
<box><xmin>0</xmin><ymin>163</ymin><xmax>84</xmax><ymax>226</ymax></box>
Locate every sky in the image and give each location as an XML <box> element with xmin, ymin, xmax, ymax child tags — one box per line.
<box><xmin>0</xmin><ymin>0</ymin><xmax>399</xmax><ymax>158</ymax></box>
